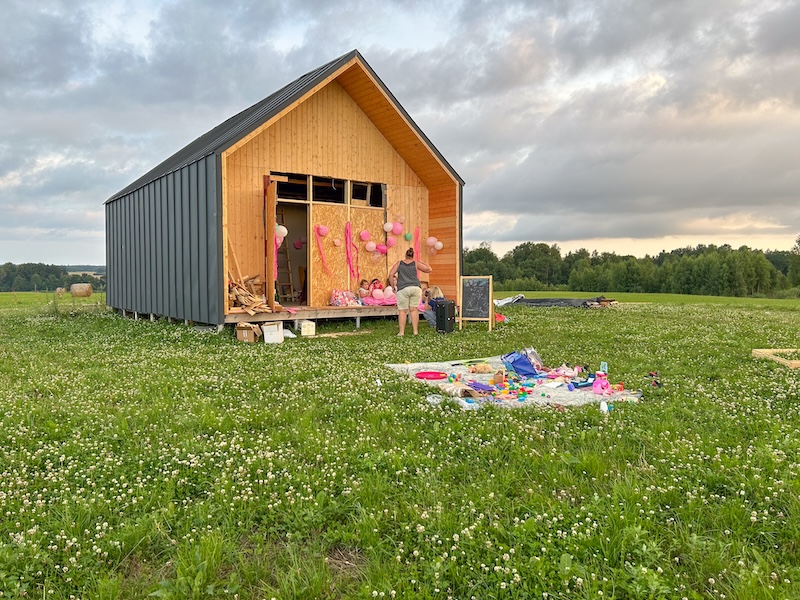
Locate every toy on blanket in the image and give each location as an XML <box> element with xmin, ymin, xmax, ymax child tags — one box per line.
<box><xmin>468</xmin><ymin>363</ymin><xmax>493</xmax><ymax>374</ymax></box>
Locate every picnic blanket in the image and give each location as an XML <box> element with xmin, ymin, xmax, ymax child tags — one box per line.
<box><xmin>386</xmin><ymin>356</ymin><xmax>642</xmax><ymax>410</ymax></box>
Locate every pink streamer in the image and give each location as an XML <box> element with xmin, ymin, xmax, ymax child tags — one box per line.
<box><xmin>414</xmin><ymin>226</ymin><xmax>421</xmax><ymax>278</ymax></box>
<box><xmin>315</xmin><ymin>225</ymin><xmax>333</xmax><ymax>276</ymax></box>
<box><xmin>345</xmin><ymin>222</ymin><xmax>359</xmax><ymax>280</ymax></box>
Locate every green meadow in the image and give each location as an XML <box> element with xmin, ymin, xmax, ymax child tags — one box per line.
<box><xmin>1</xmin><ymin>293</ymin><xmax>799</xmax><ymax>599</ymax></box>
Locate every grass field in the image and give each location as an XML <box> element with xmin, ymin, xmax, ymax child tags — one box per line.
<box><xmin>1</xmin><ymin>293</ymin><xmax>799</xmax><ymax>598</ymax></box>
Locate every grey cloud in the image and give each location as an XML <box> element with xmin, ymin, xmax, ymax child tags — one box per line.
<box><xmin>3</xmin><ymin>0</ymin><xmax>800</xmax><ymax>263</ymax></box>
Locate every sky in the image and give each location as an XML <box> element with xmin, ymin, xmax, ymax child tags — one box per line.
<box><xmin>2</xmin><ymin>0</ymin><xmax>799</xmax><ymax>265</ymax></box>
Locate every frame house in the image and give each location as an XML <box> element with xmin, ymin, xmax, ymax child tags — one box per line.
<box><xmin>105</xmin><ymin>50</ymin><xmax>464</xmax><ymax>328</ymax></box>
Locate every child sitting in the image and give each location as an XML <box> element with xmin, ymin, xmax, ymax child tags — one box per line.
<box><xmin>357</xmin><ymin>279</ymin><xmax>370</xmax><ymax>304</ymax></box>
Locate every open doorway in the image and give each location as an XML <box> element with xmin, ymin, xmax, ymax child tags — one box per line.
<box><xmin>276</xmin><ymin>201</ymin><xmax>308</xmax><ymax>305</ymax></box>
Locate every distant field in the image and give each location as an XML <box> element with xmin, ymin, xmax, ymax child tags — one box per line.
<box><xmin>0</xmin><ymin>292</ymin><xmax>799</xmax><ymax>598</ymax></box>
<box><xmin>0</xmin><ymin>290</ymin><xmax>106</xmax><ymax>311</ymax></box>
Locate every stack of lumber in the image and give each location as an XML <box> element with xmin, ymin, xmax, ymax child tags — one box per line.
<box><xmin>227</xmin><ymin>238</ymin><xmax>281</xmax><ymax>314</ymax></box>
<box><xmin>229</xmin><ymin>279</ymin><xmax>272</xmax><ymax>315</ymax></box>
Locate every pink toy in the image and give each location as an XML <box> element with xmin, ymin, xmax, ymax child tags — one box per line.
<box><xmin>592</xmin><ymin>372</ymin><xmax>610</xmax><ymax>395</ymax></box>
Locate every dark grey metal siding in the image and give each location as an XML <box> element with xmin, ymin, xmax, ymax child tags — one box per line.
<box><xmin>106</xmin><ymin>155</ymin><xmax>222</xmax><ymax>325</ymax></box>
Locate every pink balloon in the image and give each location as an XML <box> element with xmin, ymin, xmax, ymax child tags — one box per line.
<box><xmin>365</xmin><ymin>241</ymin><xmax>376</xmax><ymax>252</ymax></box>
<box><xmin>276</xmin><ymin>236</ymin><xmax>284</xmax><ymax>246</ymax></box>
<box><xmin>386</xmin><ymin>236</ymin><xmax>396</xmax><ymax>248</ymax></box>
<box><xmin>392</xmin><ymin>222</ymin><xmax>403</xmax><ymax>235</ymax></box>
<box><xmin>384</xmin><ymin>287</ymin><xmax>395</xmax><ymax>299</ymax></box>
<box><xmin>316</xmin><ymin>224</ymin><xmax>329</xmax><ymax>236</ymax></box>
<box><xmin>383</xmin><ymin>222</ymin><xmax>393</xmax><ymax>233</ymax></box>
<box><xmin>376</xmin><ymin>243</ymin><xmax>388</xmax><ymax>255</ymax></box>
<box><xmin>427</xmin><ymin>236</ymin><xmax>438</xmax><ymax>247</ymax></box>
<box><xmin>360</xmin><ymin>230</ymin><xmax>371</xmax><ymax>242</ymax></box>
<box><xmin>434</xmin><ymin>241</ymin><xmax>443</xmax><ymax>250</ymax></box>
<box><xmin>333</xmin><ymin>238</ymin><xmax>341</xmax><ymax>247</ymax></box>
<box><xmin>293</xmin><ymin>239</ymin><xmax>303</xmax><ymax>250</ymax></box>
<box><xmin>372</xmin><ymin>288</ymin><xmax>385</xmax><ymax>299</ymax></box>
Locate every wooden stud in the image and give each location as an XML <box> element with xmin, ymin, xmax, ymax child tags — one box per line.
<box><xmin>752</xmin><ymin>349</ymin><xmax>800</xmax><ymax>369</ymax></box>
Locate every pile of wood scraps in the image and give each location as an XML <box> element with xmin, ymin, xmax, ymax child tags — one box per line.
<box><xmin>227</xmin><ymin>237</ymin><xmax>281</xmax><ymax>315</ymax></box>
<box><xmin>229</xmin><ymin>277</ymin><xmax>272</xmax><ymax>315</ymax></box>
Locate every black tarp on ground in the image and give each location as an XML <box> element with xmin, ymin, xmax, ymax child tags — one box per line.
<box><xmin>512</xmin><ymin>296</ymin><xmax>614</xmax><ymax>308</ymax></box>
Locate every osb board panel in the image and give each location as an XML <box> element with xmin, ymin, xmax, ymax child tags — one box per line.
<box><xmin>310</xmin><ymin>203</ymin><xmax>350</xmax><ymax>307</ymax></box>
<box><xmin>350</xmin><ymin>207</ymin><xmax>389</xmax><ymax>291</ymax></box>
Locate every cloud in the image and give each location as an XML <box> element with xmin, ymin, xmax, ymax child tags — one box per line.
<box><xmin>2</xmin><ymin>0</ymin><xmax>800</xmax><ymax>264</ymax></box>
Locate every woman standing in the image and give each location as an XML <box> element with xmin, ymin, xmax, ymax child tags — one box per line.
<box><xmin>388</xmin><ymin>248</ymin><xmax>432</xmax><ymax>336</ymax></box>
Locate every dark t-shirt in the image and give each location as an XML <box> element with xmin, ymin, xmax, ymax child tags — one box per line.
<box><xmin>427</xmin><ymin>297</ymin><xmax>444</xmax><ymax>311</ymax></box>
<box><xmin>396</xmin><ymin>261</ymin><xmax>420</xmax><ymax>291</ymax></box>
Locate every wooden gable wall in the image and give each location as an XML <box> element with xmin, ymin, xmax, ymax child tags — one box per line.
<box><xmin>222</xmin><ymin>77</ymin><xmax>460</xmax><ymax>309</ymax></box>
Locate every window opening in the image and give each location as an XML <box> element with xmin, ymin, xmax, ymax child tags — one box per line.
<box><xmin>275</xmin><ymin>173</ymin><xmax>308</xmax><ymax>202</ymax></box>
<box><xmin>312</xmin><ymin>177</ymin><xmax>345</xmax><ymax>203</ymax></box>
<box><xmin>351</xmin><ymin>181</ymin><xmax>386</xmax><ymax>208</ymax></box>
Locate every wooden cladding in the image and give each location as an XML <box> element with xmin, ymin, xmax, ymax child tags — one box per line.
<box><xmin>223</xmin><ymin>76</ymin><xmax>459</xmax><ymax>312</ymax></box>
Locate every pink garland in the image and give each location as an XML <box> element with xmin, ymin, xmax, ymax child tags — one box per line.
<box><xmin>315</xmin><ymin>225</ymin><xmax>333</xmax><ymax>276</ymax></box>
<box><xmin>414</xmin><ymin>226</ymin><xmax>421</xmax><ymax>277</ymax></box>
<box><xmin>345</xmin><ymin>222</ymin><xmax>359</xmax><ymax>280</ymax></box>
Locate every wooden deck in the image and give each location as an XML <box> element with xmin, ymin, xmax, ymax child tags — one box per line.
<box><xmin>224</xmin><ymin>305</ymin><xmax>399</xmax><ymax>328</ymax></box>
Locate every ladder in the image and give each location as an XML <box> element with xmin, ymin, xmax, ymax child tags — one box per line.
<box><xmin>275</xmin><ymin>206</ymin><xmax>295</xmax><ymax>303</ymax></box>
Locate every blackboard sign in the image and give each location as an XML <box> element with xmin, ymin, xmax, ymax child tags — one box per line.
<box><xmin>459</xmin><ymin>276</ymin><xmax>493</xmax><ymax>330</ymax></box>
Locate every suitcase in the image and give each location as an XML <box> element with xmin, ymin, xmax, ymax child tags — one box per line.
<box><xmin>435</xmin><ymin>299</ymin><xmax>456</xmax><ymax>333</ymax></box>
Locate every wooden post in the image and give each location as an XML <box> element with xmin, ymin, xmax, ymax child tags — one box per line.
<box><xmin>265</xmin><ymin>175</ymin><xmax>277</xmax><ymax>310</ymax></box>
<box><xmin>264</xmin><ymin>174</ymin><xmax>288</xmax><ymax>311</ymax></box>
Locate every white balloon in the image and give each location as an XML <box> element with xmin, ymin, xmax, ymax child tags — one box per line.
<box><xmin>434</xmin><ymin>241</ymin><xmax>443</xmax><ymax>251</ymax></box>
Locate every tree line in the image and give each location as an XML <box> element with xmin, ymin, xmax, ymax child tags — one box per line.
<box><xmin>464</xmin><ymin>236</ymin><xmax>800</xmax><ymax>298</ymax></box>
<box><xmin>0</xmin><ymin>263</ymin><xmax>106</xmax><ymax>293</ymax></box>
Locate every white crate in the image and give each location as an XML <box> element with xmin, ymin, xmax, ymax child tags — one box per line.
<box><xmin>261</xmin><ymin>322</ymin><xmax>283</xmax><ymax>344</ymax></box>
<box><xmin>299</xmin><ymin>320</ymin><xmax>316</xmax><ymax>336</ymax></box>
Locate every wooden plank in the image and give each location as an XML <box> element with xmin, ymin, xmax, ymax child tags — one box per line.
<box><xmin>227</xmin><ymin>236</ymin><xmax>244</xmax><ymax>282</ymax></box>
<box><xmin>266</xmin><ymin>176</ymin><xmax>277</xmax><ymax>309</ymax></box>
<box><xmin>752</xmin><ymin>349</ymin><xmax>800</xmax><ymax>368</ymax></box>
<box><xmin>224</xmin><ymin>304</ymin><xmax>399</xmax><ymax>324</ymax></box>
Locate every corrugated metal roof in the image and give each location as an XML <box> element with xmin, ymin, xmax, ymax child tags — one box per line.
<box><xmin>107</xmin><ymin>49</ymin><xmax>462</xmax><ymax>203</ymax></box>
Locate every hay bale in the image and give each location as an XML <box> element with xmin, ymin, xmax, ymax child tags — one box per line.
<box><xmin>55</xmin><ymin>287</ymin><xmax>66</xmax><ymax>296</ymax></box>
<box><xmin>70</xmin><ymin>283</ymin><xmax>93</xmax><ymax>297</ymax></box>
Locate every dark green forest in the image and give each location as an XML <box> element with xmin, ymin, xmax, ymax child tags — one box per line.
<box><xmin>0</xmin><ymin>263</ymin><xmax>105</xmax><ymax>292</ymax></box>
<box><xmin>5</xmin><ymin>237</ymin><xmax>800</xmax><ymax>299</ymax></box>
<box><xmin>464</xmin><ymin>236</ymin><xmax>800</xmax><ymax>298</ymax></box>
